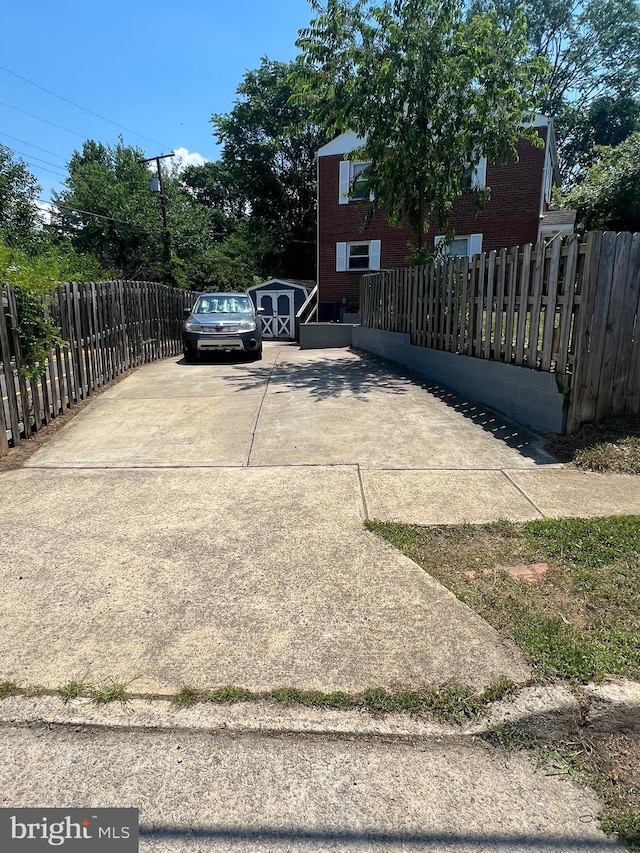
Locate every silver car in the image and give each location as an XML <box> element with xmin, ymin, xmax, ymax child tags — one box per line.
<box><xmin>182</xmin><ymin>293</ymin><xmax>263</xmax><ymax>362</ymax></box>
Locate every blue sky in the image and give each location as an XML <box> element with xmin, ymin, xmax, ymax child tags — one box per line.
<box><xmin>1</xmin><ymin>0</ymin><xmax>316</xmax><ymax>204</ymax></box>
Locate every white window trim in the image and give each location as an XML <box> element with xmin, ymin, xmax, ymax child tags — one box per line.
<box><xmin>336</xmin><ymin>240</ymin><xmax>381</xmax><ymax>271</ymax></box>
<box><xmin>471</xmin><ymin>158</ymin><xmax>487</xmax><ymax>190</ymax></box>
<box><xmin>434</xmin><ymin>234</ymin><xmax>483</xmax><ymax>258</ymax></box>
<box><xmin>339</xmin><ymin>159</ymin><xmax>374</xmax><ymax>204</ymax></box>
<box><xmin>339</xmin><ymin>160</ymin><xmax>350</xmax><ymax>205</ymax></box>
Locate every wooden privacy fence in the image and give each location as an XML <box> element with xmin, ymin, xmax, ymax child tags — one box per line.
<box><xmin>360</xmin><ymin>231</ymin><xmax>640</xmax><ymax>432</ymax></box>
<box><xmin>0</xmin><ymin>279</ymin><xmax>199</xmax><ymax>454</ymax></box>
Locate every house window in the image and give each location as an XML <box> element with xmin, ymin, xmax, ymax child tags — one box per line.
<box><xmin>336</xmin><ymin>240</ymin><xmax>381</xmax><ymax>271</ymax></box>
<box><xmin>350</xmin><ymin>163</ymin><xmax>369</xmax><ymax>200</ymax></box>
<box><xmin>461</xmin><ymin>158</ymin><xmax>487</xmax><ymax>191</ymax></box>
<box><xmin>348</xmin><ymin>243</ymin><xmax>370</xmax><ymax>269</ymax></box>
<box><xmin>434</xmin><ymin>234</ymin><xmax>483</xmax><ymax>258</ymax></box>
<box><xmin>339</xmin><ymin>160</ymin><xmax>372</xmax><ymax>204</ymax></box>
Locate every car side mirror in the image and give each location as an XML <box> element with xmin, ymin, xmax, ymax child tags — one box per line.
<box><xmin>183</xmin><ymin>307</ymin><xmax>192</xmax><ymax>319</ymax></box>
<box><xmin>256</xmin><ymin>307</ymin><xmax>265</xmax><ymax>315</ymax></box>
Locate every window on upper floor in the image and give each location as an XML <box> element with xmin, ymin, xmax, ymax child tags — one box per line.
<box><xmin>336</xmin><ymin>240</ymin><xmax>381</xmax><ymax>271</ymax></box>
<box><xmin>339</xmin><ymin>160</ymin><xmax>373</xmax><ymax>204</ymax></box>
<box><xmin>462</xmin><ymin>158</ymin><xmax>487</xmax><ymax>192</ymax></box>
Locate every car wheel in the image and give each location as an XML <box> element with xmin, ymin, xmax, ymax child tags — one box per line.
<box><xmin>183</xmin><ymin>348</ymin><xmax>197</xmax><ymax>363</ymax></box>
<box><xmin>251</xmin><ymin>348</ymin><xmax>263</xmax><ymax>361</ymax></box>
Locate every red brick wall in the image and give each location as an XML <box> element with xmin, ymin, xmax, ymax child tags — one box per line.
<box><xmin>318</xmin><ymin>130</ymin><xmax>547</xmax><ymax>309</ymax></box>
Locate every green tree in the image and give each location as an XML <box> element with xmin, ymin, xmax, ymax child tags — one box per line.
<box><xmin>468</xmin><ymin>0</ymin><xmax>640</xmax><ymax>181</ymax></box>
<box><xmin>564</xmin><ymin>132</ymin><xmax>640</xmax><ymax>232</ymax></box>
<box><xmin>52</xmin><ymin>140</ymin><xmax>162</xmax><ymax>277</ymax></box>
<box><xmin>0</xmin><ymin>241</ymin><xmax>109</xmax><ymax>378</ymax></box>
<box><xmin>292</xmin><ymin>0</ymin><xmax>543</xmax><ymax>258</ymax></box>
<box><xmin>561</xmin><ymin>95</ymin><xmax>640</xmax><ymax>176</ymax></box>
<box><xmin>0</xmin><ymin>144</ymin><xmax>41</xmax><ymax>248</ymax></box>
<box><xmin>52</xmin><ymin>140</ymin><xmax>222</xmax><ymax>288</ymax></box>
<box><xmin>211</xmin><ymin>57</ymin><xmax>324</xmax><ymax>280</ymax></box>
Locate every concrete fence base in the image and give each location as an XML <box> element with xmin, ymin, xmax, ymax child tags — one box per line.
<box><xmin>352</xmin><ymin>327</ymin><xmax>566</xmax><ymax>434</ymax></box>
<box><xmin>299</xmin><ymin>323</ymin><xmax>356</xmax><ymax>349</ymax></box>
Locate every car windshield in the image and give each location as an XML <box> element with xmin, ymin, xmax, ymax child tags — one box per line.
<box><xmin>193</xmin><ymin>295</ymin><xmax>253</xmax><ymax>314</ymax></box>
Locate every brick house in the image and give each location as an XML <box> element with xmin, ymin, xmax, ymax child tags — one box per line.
<box><xmin>316</xmin><ymin>115</ymin><xmax>568</xmax><ymax>319</ymax></box>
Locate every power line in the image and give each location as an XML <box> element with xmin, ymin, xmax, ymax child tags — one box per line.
<box><xmin>23</xmin><ymin>162</ymin><xmax>68</xmax><ymax>179</ymax></box>
<box><xmin>40</xmin><ymin>197</ymin><xmax>162</xmax><ymax>233</ymax></box>
<box><xmin>9</xmin><ymin>146</ymin><xmax>68</xmax><ymax>172</ymax></box>
<box><xmin>0</xmin><ymin>99</ymin><xmax>88</xmax><ymax>139</ymax></box>
<box><xmin>0</xmin><ymin>63</ymin><xmax>171</xmax><ymax>151</ymax></box>
<box><xmin>0</xmin><ymin>131</ymin><xmax>68</xmax><ymax>161</ymax></box>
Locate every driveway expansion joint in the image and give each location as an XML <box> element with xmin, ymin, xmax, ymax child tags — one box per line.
<box><xmin>356</xmin><ymin>464</ymin><xmax>370</xmax><ymax>520</ymax></box>
<box><xmin>501</xmin><ymin>469</ymin><xmax>546</xmax><ymax>518</ymax></box>
<box><xmin>246</xmin><ymin>349</ymin><xmax>280</xmax><ymax>467</ymax></box>
<box><xmin>0</xmin><ymin>681</ymin><xmax>638</xmax><ymax>740</ymax></box>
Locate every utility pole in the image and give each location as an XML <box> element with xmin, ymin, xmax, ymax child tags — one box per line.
<box><xmin>139</xmin><ymin>152</ymin><xmax>175</xmax><ymax>269</ymax></box>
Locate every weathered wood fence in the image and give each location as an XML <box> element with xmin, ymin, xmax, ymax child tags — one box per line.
<box><xmin>0</xmin><ymin>279</ymin><xmax>199</xmax><ymax>454</ymax></box>
<box><xmin>360</xmin><ymin>231</ymin><xmax>640</xmax><ymax>432</ymax></box>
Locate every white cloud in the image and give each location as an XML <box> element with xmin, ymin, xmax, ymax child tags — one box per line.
<box><xmin>171</xmin><ymin>147</ymin><xmax>208</xmax><ymax>171</ymax></box>
<box><xmin>36</xmin><ymin>200</ymin><xmax>54</xmax><ymax>225</ymax></box>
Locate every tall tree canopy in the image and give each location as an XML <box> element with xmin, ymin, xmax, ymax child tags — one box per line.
<box><xmin>564</xmin><ymin>132</ymin><xmax>640</xmax><ymax>231</ymax></box>
<box><xmin>291</xmin><ymin>0</ymin><xmax>544</xmax><ymax>256</ymax></box>
<box><xmin>0</xmin><ymin>144</ymin><xmax>41</xmax><ymax>248</ymax></box>
<box><xmin>469</xmin><ymin>0</ymin><xmax>640</xmax><ymax>181</ymax></box>
<box><xmin>52</xmin><ymin>140</ymin><xmax>221</xmax><ymax>287</ymax></box>
<box><xmin>52</xmin><ymin>140</ymin><xmax>161</xmax><ymax>276</ymax></box>
<box><xmin>209</xmin><ymin>57</ymin><xmax>325</xmax><ymax>280</ymax></box>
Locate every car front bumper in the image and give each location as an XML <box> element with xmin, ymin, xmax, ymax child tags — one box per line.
<box><xmin>182</xmin><ymin>330</ymin><xmax>262</xmax><ymax>353</ymax></box>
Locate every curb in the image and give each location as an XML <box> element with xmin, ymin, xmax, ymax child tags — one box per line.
<box><xmin>0</xmin><ymin>680</ymin><xmax>638</xmax><ymax>741</ymax></box>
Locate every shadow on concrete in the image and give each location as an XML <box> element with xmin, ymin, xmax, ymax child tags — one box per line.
<box><xmin>140</xmin><ymin>825</ymin><xmax>619</xmax><ymax>849</ymax></box>
<box><xmin>215</xmin><ymin>350</ymin><xmax>555</xmax><ymax>465</ymax></box>
<box><xmin>176</xmin><ymin>352</ymin><xmax>260</xmax><ymax>366</ymax></box>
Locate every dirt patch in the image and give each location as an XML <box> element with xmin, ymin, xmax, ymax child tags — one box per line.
<box><xmin>547</xmin><ymin>416</ymin><xmax>640</xmax><ymax>474</ymax></box>
<box><xmin>590</xmin><ymin>733</ymin><xmax>640</xmax><ymax>814</ymax></box>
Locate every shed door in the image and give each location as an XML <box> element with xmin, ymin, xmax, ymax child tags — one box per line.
<box><xmin>257</xmin><ymin>291</ymin><xmax>294</xmax><ymax>339</ymax></box>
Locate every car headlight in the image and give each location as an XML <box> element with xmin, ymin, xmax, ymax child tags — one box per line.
<box><xmin>239</xmin><ymin>320</ymin><xmax>257</xmax><ymax>332</ymax></box>
<box><xmin>184</xmin><ymin>319</ymin><xmax>202</xmax><ymax>331</ymax></box>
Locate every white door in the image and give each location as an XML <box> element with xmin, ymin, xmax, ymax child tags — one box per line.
<box><xmin>257</xmin><ymin>291</ymin><xmax>294</xmax><ymax>339</ymax></box>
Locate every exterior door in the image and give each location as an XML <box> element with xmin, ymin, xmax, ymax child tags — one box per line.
<box><xmin>257</xmin><ymin>291</ymin><xmax>294</xmax><ymax>339</ymax></box>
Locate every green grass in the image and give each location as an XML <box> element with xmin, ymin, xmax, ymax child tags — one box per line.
<box><xmin>164</xmin><ymin>681</ymin><xmax>517</xmax><ymax>724</ymax></box>
<box><xmin>268</xmin><ymin>687</ymin><xmax>352</xmax><ymax>709</ymax></box>
<box><xmin>208</xmin><ymin>686</ymin><xmax>255</xmax><ymax>703</ymax></box>
<box><xmin>0</xmin><ymin>681</ymin><xmax>19</xmax><ymax>699</ymax></box>
<box><xmin>172</xmin><ymin>687</ymin><xmax>202</xmax><ymax>707</ymax></box>
<box><xmin>89</xmin><ymin>680</ymin><xmax>128</xmax><ymax>704</ymax></box>
<box><xmin>357</xmin><ymin>679</ymin><xmax>517</xmax><ymax>723</ymax></box>
<box><xmin>0</xmin><ymin>677</ymin><xmax>516</xmax><ymax>725</ymax></box>
<box><xmin>57</xmin><ymin>679</ymin><xmax>87</xmax><ymax>703</ymax></box>
<box><xmin>366</xmin><ymin>515</ymin><xmax>640</xmax><ymax>683</ymax></box>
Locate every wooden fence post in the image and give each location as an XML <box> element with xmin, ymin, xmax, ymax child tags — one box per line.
<box><xmin>5</xmin><ymin>285</ymin><xmax>32</xmax><ymax>438</ymax></box>
<box><xmin>566</xmin><ymin>231</ymin><xmax>603</xmax><ymax>433</ymax></box>
<box><xmin>609</xmin><ymin>233</ymin><xmax>640</xmax><ymax>417</ymax></box>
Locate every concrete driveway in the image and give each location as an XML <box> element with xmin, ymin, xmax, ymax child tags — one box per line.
<box><xmin>24</xmin><ymin>343</ymin><xmax>553</xmax><ymax>472</ymax></box>
<box><xmin>1</xmin><ymin>344</ymin><xmax>638</xmax><ymax>695</ymax></box>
